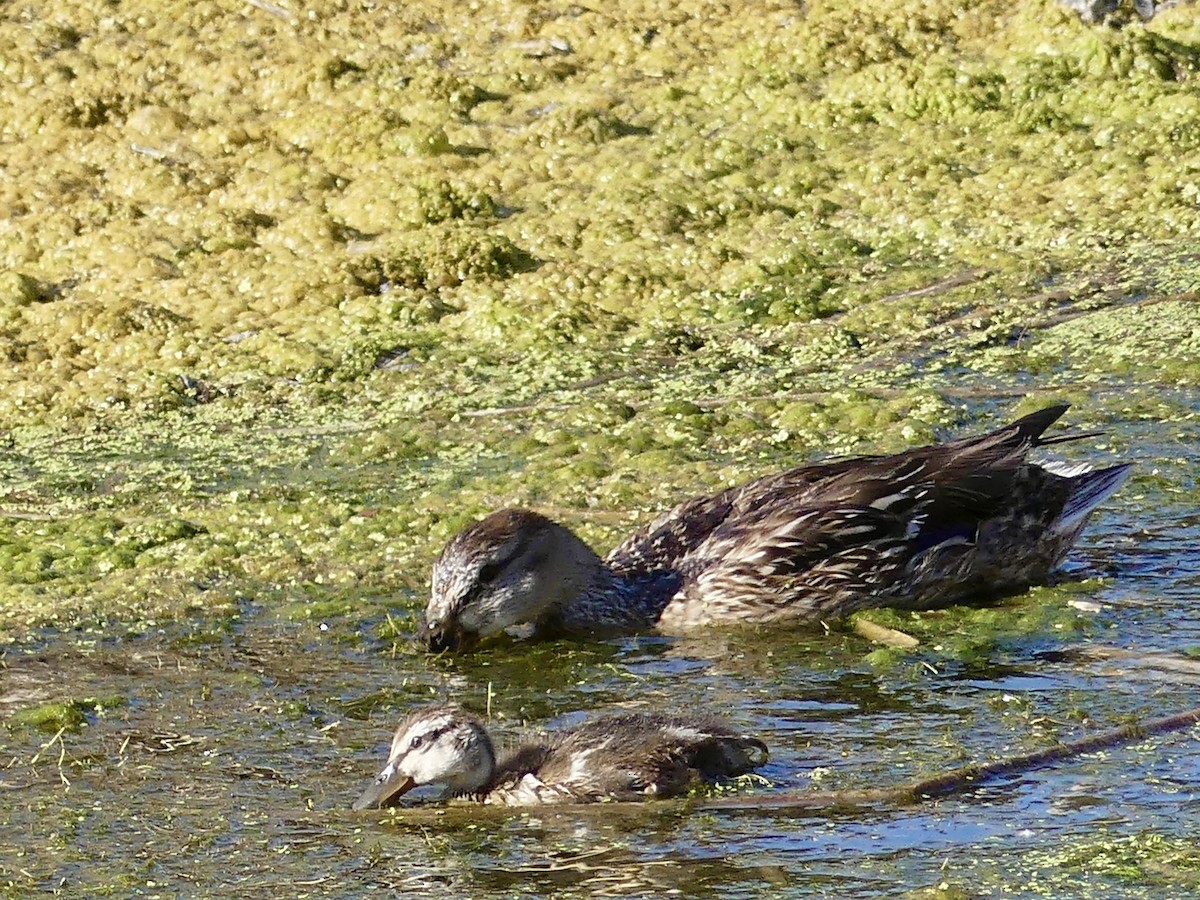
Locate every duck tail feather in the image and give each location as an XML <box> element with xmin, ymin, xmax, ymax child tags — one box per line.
<box><xmin>1007</xmin><ymin>404</ymin><xmax>1072</xmax><ymax>443</ymax></box>
<box><xmin>1054</xmin><ymin>463</ymin><xmax>1133</xmax><ymax>533</ymax></box>
<box><xmin>1002</xmin><ymin>405</ymin><xmax>1107</xmax><ymax>448</ymax></box>
<box><xmin>1036</xmin><ymin>428</ymin><xmax>1106</xmax><ymax>447</ymax></box>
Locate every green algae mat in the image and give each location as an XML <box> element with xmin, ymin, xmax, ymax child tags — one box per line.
<box><xmin>1</xmin><ymin>0</ymin><xmax>1199</xmax><ymax>896</ymax></box>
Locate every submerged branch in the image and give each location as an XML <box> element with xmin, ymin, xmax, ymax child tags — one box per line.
<box><xmin>1071</xmin><ymin>645</ymin><xmax>1200</xmax><ymax>681</ymax></box>
<box><xmin>702</xmin><ymin>705</ymin><xmax>1200</xmax><ymax>816</ymax></box>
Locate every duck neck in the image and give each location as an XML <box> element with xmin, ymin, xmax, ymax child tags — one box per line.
<box><xmin>551</xmin><ymin>563</ymin><xmax>682</xmax><ymax>634</ymax></box>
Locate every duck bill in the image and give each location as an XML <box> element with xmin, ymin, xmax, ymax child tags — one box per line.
<box><xmin>418</xmin><ymin>618</ymin><xmax>478</xmax><ymax>653</ymax></box>
<box><xmin>352</xmin><ymin>765</ymin><xmax>417</xmax><ymax>811</ymax></box>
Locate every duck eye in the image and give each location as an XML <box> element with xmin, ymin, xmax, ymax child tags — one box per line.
<box><xmin>409</xmin><ymin>735</ymin><xmax>425</xmax><ymax>751</ymax></box>
<box><xmin>477</xmin><ymin>560</ymin><xmax>503</xmax><ymax>584</ymax></box>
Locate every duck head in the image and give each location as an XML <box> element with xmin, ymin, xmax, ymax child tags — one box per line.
<box><xmin>419</xmin><ymin>509</ymin><xmax>603</xmax><ymax>652</ymax></box>
<box><xmin>353</xmin><ymin>705</ymin><xmax>496</xmax><ymax>810</ymax></box>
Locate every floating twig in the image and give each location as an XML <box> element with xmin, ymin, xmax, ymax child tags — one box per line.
<box><xmin>244</xmin><ymin>0</ymin><xmax>296</xmax><ymax>21</ymax></box>
<box><xmin>29</xmin><ymin>726</ymin><xmax>71</xmax><ymax>787</ymax></box>
<box><xmin>851</xmin><ymin>617</ymin><xmax>920</xmax><ymax>649</ymax></box>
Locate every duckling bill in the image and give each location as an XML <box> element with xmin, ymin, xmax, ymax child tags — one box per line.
<box><xmin>419</xmin><ymin>405</ymin><xmax>1132</xmax><ymax>651</ymax></box>
<box><xmin>353</xmin><ymin>704</ymin><xmax>768</xmax><ymax>809</ymax></box>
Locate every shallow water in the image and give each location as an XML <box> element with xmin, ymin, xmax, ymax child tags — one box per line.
<box><xmin>1</xmin><ymin>409</ymin><xmax>1197</xmax><ymax>897</ymax></box>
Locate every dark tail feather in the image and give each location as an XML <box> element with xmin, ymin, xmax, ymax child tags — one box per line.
<box><xmin>1008</xmin><ymin>404</ymin><xmax>1106</xmax><ymax>448</ymax></box>
<box><xmin>1054</xmin><ymin>463</ymin><xmax>1133</xmax><ymax>532</ymax></box>
<box><xmin>1007</xmin><ymin>404</ymin><xmax>1071</xmax><ymax>444</ymax></box>
<box><xmin>1036</xmin><ymin>429</ymin><xmax>1106</xmax><ymax>447</ymax></box>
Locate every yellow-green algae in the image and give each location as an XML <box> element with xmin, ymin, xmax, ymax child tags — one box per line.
<box><xmin>0</xmin><ymin>0</ymin><xmax>1197</xmax><ymax>651</ymax></box>
<box><xmin>2</xmin><ymin>0</ymin><xmax>1200</xmax><ymax>420</ymax></box>
<box><xmin>6</xmin><ymin>696</ymin><xmax>126</xmax><ymax>733</ymax></box>
<box><xmin>917</xmin><ymin>832</ymin><xmax>1200</xmax><ymax>897</ymax></box>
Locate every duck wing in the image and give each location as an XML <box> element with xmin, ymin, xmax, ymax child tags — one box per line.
<box><xmin>656</xmin><ymin>405</ymin><xmax>1126</xmax><ymax>623</ymax></box>
<box><xmin>605</xmin><ymin>456</ymin><xmax>911</xmax><ymax>579</ymax></box>
<box><xmin>607</xmin><ymin>405</ymin><xmax>1081</xmax><ymax>579</ymax></box>
<box><xmin>656</xmin><ymin>491</ymin><xmax>929</xmax><ymax>627</ymax></box>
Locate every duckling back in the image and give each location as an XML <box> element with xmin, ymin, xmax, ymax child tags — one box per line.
<box><xmin>488</xmin><ymin>713</ymin><xmax>768</xmax><ymax>804</ymax></box>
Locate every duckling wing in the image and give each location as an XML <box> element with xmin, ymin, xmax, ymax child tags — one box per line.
<box><xmin>528</xmin><ymin>714</ymin><xmax>768</xmax><ymax>802</ymax></box>
<box><xmin>487</xmin><ymin>741</ymin><xmax>577</xmax><ymax>805</ymax></box>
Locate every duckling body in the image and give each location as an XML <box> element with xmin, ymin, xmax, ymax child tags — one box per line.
<box><xmin>352</xmin><ymin>704</ymin><xmax>768</xmax><ymax>809</ymax></box>
<box><xmin>420</xmin><ymin>405</ymin><xmax>1132</xmax><ymax>651</ymax></box>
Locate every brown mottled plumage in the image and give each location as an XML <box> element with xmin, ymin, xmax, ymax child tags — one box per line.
<box><xmin>419</xmin><ymin>405</ymin><xmax>1132</xmax><ymax>651</ymax></box>
<box><xmin>352</xmin><ymin>704</ymin><xmax>768</xmax><ymax>809</ymax></box>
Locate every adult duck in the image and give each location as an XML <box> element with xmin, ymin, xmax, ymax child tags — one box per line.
<box><xmin>352</xmin><ymin>704</ymin><xmax>768</xmax><ymax>808</ymax></box>
<box><xmin>419</xmin><ymin>405</ymin><xmax>1131</xmax><ymax>651</ymax></box>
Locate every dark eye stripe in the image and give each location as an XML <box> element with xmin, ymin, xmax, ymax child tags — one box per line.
<box><xmin>459</xmin><ymin>557</ymin><xmax>511</xmax><ymax>608</ymax></box>
<box><xmin>476</xmin><ymin>530</ymin><xmax>533</xmax><ymax>586</ymax></box>
<box><xmin>408</xmin><ymin>723</ymin><xmax>453</xmax><ymax>752</ymax></box>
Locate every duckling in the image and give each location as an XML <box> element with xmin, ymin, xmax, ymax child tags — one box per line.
<box><xmin>420</xmin><ymin>405</ymin><xmax>1132</xmax><ymax>651</ymax></box>
<box><xmin>352</xmin><ymin>704</ymin><xmax>768</xmax><ymax>809</ymax></box>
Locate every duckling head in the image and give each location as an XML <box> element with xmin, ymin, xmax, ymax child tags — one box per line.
<box><xmin>419</xmin><ymin>508</ymin><xmax>603</xmax><ymax>652</ymax></box>
<box><xmin>353</xmin><ymin>706</ymin><xmax>496</xmax><ymax>810</ymax></box>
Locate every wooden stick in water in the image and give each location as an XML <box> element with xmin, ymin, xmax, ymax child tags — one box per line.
<box><xmin>702</xmin><ymin>705</ymin><xmax>1200</xmax><ymax>815</ymax></box>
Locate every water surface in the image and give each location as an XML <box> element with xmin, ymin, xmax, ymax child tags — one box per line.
<box><xmin>2</xmin><ymin>408</ymin><xmax>1196</xmax><ymax>898</ymax></box>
